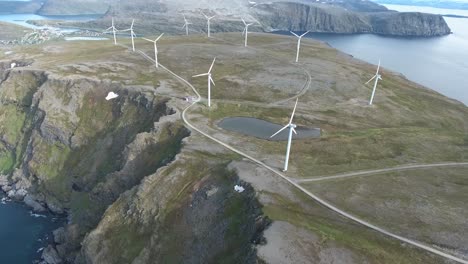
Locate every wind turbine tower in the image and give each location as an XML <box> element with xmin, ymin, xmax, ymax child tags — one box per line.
<box><xmin>365</xmin><ymin>60</ymin><xmax>382</xmax><ymax>105</ymax></box>
<box><xmin>270</xmin><ymin>98</ymin><xmax>299</xmax><ymax>172</ymax></box>
<box><xmin>104</xmin><ymin>17</ymin><xmax>118</xmax><ymax>45</ymax></box>
<box><xmin>193</xmin><ymin>57</ymin><xmax>216</xmax><ymax>107</ymax></box>
<box><xmin>182</xmin><ymin>15</ymin><xmax>192</xmax><ymax>36</ymax></box>
<box><xmin>122</xmin><ymin>19</ymin><xmax>137</xmax><ymax>51</ymax></box>
<box><xmin>202</xmin><ymin>13</ymin><xmax>216</xmax><ymax>38</ymax></box>
<box><xmin>290</xmin><ymin>31</ymin><xmax>310</xmax><ymax>63</ymax></box>
<box><xmin>142</xmin><ymin>33</ymin><xmax>164</xmax><ymax>68</ymax></box>
<box><xmin>242</xmin><ymin>18</ymin><xmax>254</xmax><ymax>47</ymax></box>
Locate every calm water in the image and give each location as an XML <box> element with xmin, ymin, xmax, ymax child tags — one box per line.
<box><xmin>0</xmin><ymin>196</ymin><xmax>63</xmax><ymax>263</ymax></box>
<box><xmin>0</xmin><ymin>14</ymin><xmax>100</xmax><ymax>29</ymax></box>
<box><xmin>305</xmin><ymin>6</ymin><xmax>468</xmax><ymax>106</ymax></box>
<box><xmin>218</xmin><ymin>117</ymin><xmax>321</xmax><ymax>141</ymax></box>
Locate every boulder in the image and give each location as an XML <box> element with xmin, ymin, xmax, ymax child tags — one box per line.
<box><xmin>41</xmin><ymin>245</ymin><xmax>62</xmax><ymax>264</ymax></box>
<box><xmin>2</xmin><ymin>185</ymin><xmax>12</xmax><ymax>192</ymax></box>
<box><xmin>0</xmin><ymin>175</ymin><xmax>8</xmax><ymax>186</ymax></box>
<box><xmin>24</xmin><ymin>194</ymin><xmax>46</xmax><ymax>212</ymax></box>
<box><xmin>53</xmin><ymin>227</ymin><xmax>66</xmax><ymax>244</ymax></box>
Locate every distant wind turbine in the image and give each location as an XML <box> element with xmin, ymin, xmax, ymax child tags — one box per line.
<box><xmin>193</xmin><ymin>57</ymin><xmax>216</xmax><ymax>107</ymax></box>
<box><xmin>290</xmin><ymin>30</ymin><xmax>310</xmax><ymax>63</ymax></box>
<box><xmin>104</xmin><ymin>17</ymin><xmax>118</xmax><ymax>45</ymax></box>
<box><xmin>142</xmin><ymin>33</ymin><xmax>164</xmax><ymax>68</ymax></box>
<box><xmin>122</xmin><ymin>19</ymin><xmax>137</xmax><ymax>51</ymax></box>
<box><xmin>365</xmin><ymin>60</ymin><xmax>382</xmax><ymax>105</ymax></box>
<box><xmin>270</xmin><ymin>98</ymin><xmax>299</xmax><ymax>172</ymax></box>
<box><xmin>182</xmin><ymin>15</ymin><xmax>192</xmax><ymax>36</ymax></box>
<box><xmin>202</xmin><ymin>13</ymin><xmax>216</xmax><ymax>38</ymax></box>
<box><xmin>241</xmin><ymin>18</ymin><xmax>254</xmax><ymax>47</ymax></box>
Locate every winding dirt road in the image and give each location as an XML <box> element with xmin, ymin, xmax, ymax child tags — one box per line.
<box><xmin>128</xmin><ymin>41</ymin><xmax>468</xmax><ymax>264</ymax></box>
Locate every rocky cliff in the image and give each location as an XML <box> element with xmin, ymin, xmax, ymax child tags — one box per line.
<box><xmin>0</xmin><ymin>60</ymin><xmax>190</xmax><ymax>261</ymax></box>
<box><xmin>254</xmin><ymin>2</ymin><xmax>451</xmax><ymax>36</ymax></box>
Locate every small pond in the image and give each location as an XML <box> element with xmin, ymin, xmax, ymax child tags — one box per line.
<box><xmin>218</xmin><ymin>117</ymin><xmax>320</xmax><ymax>141</ymax></box>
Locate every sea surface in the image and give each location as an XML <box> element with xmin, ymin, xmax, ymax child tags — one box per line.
<box><xmin>304</xmin><ymin>5</ymin><xmax>468</xmax><ymax>105</ymax></box>
<box><xmin>0</xmin><ymin>195</ymin><xmax>63</xmax><ymax>263</ymax></box>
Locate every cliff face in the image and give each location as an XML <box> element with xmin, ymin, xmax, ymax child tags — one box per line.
<box><xmin>254</xmin><ymin>2</ymin><xmax>451</xmax><ymax>36</ymax></box>
<box><xmin>0</xmin><ymin>61</ymin><xmax>190</xmax><ymax>261</ymax></box>
<box><xmin>78</xmin><ymin>153</ymin><xmax>269</xmax><ymax>264</ymax></box>
<box><xmin>369</xmin><ymin>12</ymin><xmax>452</xmax><ymax>37</ymax></box>
<box><xmin>255</xmin><ymin>2</ymin><xmax>372</xmax><ymax>33</ymax></box>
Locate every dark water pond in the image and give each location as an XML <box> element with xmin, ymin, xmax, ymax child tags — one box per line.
<box><xmin>218</xmin><ymin>117</ymin><xmax>320</xmax><ymax>141</ymax></box>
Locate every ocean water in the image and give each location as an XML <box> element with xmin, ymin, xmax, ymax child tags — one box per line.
<box><xmin>0</xmin><ymin>196</ymin><xmax>63</xmax><ymax>263</ymax></box>
<box><xmin>304</xmin><ymin>6</ymin><xmax>468</xmax><ymax>105</ymax></box>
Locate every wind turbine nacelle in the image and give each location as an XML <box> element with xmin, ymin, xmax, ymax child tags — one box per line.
<box><xmin>291</xmin><ymin>124</ymin><xmax>297</xmax><ymax>128</ymax></box>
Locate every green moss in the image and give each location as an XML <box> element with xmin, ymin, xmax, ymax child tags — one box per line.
<box><xmin>0</xmin><ymin>104</ymin><xmax>26</xmax><ymax>145</ymax></box>
<box><xmin>0</xmin><ymin>147</ymin><xmax>14</xmax><ymax>174</ymax></box>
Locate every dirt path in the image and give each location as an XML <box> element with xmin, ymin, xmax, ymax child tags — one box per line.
<box><xmin>295</xmin><ymin>162</ymin><xmax>468</xmax><ymax>183</ymax></box>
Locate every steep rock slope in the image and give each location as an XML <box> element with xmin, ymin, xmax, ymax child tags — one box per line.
<box><xmin>0</xmin><ymin>61</ymin><xmax>190</xmax><ymax>261</ymax></box>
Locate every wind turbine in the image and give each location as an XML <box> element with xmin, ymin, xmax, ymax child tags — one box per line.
<box><xmin>122</xmin><ymin>19</ymin><xmax>136</xmax><ymax>51</ymax></box>
<box><xmin>142</xmin><ymin>33</ymin><xmax>164</xmax><ymax>68</ymax></box>
<box><xmin>104</xmin><ymin>17</ymin><xmax>118</xmax><ymax>45</ymax></box>
<box><xmin>365</xmin><ymin>60</ymin><xmax>382</xmax><ymax>105</ymax></box>
<box><xmin>202</xmin><ymin>13</ymin><xmax>216</xmax><ymax>38</ymax></box>
<box><xmin>182</xmin><ymin>15</ymin><xmax>192</xmax><ymax>35</ymax></box>
<box><xmin>241</xmin><ymin>18</ymin><xmax>254</xmax><ymax>47</ymax></box>
<box><xmin>290</xmin><ymin>30</ymin><xmax>310</xmax><ymax>63</ymax></box>
<box><xmin>193</xmin><ymin>57</ymin><xmax>216</xmax><ymax>107</ymax></box>
<box><xmin>270</xmin><ymin>98</ymin><xmax>299</xmax><ymax>172</ymax></box>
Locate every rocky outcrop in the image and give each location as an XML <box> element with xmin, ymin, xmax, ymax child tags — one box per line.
<box><xmin>78</xmin><ymin>150</ymin><xmax>270</xmax><ymax>264</ymax></box>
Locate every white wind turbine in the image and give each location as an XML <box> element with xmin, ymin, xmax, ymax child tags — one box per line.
<box><xmin>104</xmin><ymin>17</ymin><xmax>118</xmax><ymax>45</ymax></box>
<box><xmin>241</xmin><ymin>18</ymin><xmax>254</xmax><ymax>47</ymax></box>
<box><xmin>193</xmin><ymin>57</ymin><xmax>216</xmax><ymax>107</ymax></box>
<box><xmin>182</xmin><ymin>15</ymin><xmax>192</xmax><ymax>36</ymax></box>
<box><xmin>290</xmin><ymin>30</ymin><xmax>310</xmax><ymax>63</ymax></box>
<box><xmin>202</xmin><ymin>13</ymin><xmax>216</xmax><ymax>38</ymax></box>
<box><xmin>270</xmin><ymin>98</ymin><xmax>299</xmax><ymax>172</ymax></box>
<box><xmin>142</xmin><ymin>33</ymin><xmax>164</xmax><ymax>68</ymax></box>
<box><xmin>365</xmin><ymin>60</ymin><xmax>382</xmax><ymax>105</ymax></box>
<box><xmin>122</xmin><ymin>19</ymin><xmax>136</xmax><ymax>51</ymax></box>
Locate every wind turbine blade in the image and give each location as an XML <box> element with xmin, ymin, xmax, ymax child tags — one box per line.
<box><xmin>242</xmin><ymin>27</ymin><xmax>246</xmax><ymax>36</ymax></box>
<box><xmin>210</xmin><ymin>76</ymin><xmax>215</xmax><ymax>86</ymax></box>
<box><xmin>142</xmin><ymin>37</ymin><xmax>153</xmax><ymax>42</ymax></box>
<box><xmin>202</xmin><ymin>12</ymin><xmax>208</xmax><ymax>19</ymax></box>
<box><xmin>365</xmin><ymin>75</ymin><xmax>376</xmax><ymax>84</ymax></box>
<box><xmin>300</xmin><ymin>30</ymin><xmax>310</xmax><ymax>38</ymax></box>
<box><xmin>292</xmin><ymin>128</ymin><xmax>297</xmax><ymax>135</ymax></box>
<box><xmin>156</xmin><ymin>33</ymin><xmax>164</xmax><ymax>41</ymax></box>
<box><xmin>270</xmin><ymin>125</ymin><xmax>289</xmax><ymax>138</ymax></box>
<box><xmin>209</xmin><ymin>15</ymin><xmax>216</xmax><ymax>19</ymax></box>
<box><xmin>208</xmin><ymin>57</ymin><xmax>216</xmax><ymax>73</ymax></box>
<box><xmin>131</xmin><ymin>19</ymin><xmax>135</xmax><ymax>29</ymax></box>
<box><xmin>290</xmin><ymin>31</ymin><xmax>300</xmax><ymax>38</ymax></box>
<box><xmin>182</xmin><ymin>23</ymin><xmax>186</xmax><ymax>29</ymax></box>
<box><xmin>289</xmin><ymin>98</ymin><xmax>299</xmax><ymax>124</ymax></box>
<box><xmin>105</xmin><ymin>26</ymin><xmax>113</xmax><ymax>31</ymax></box>
<box><xmin>193</xmin><ymin>73</ymin><xmax>209</xmax><ymax>78</ymax></box>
